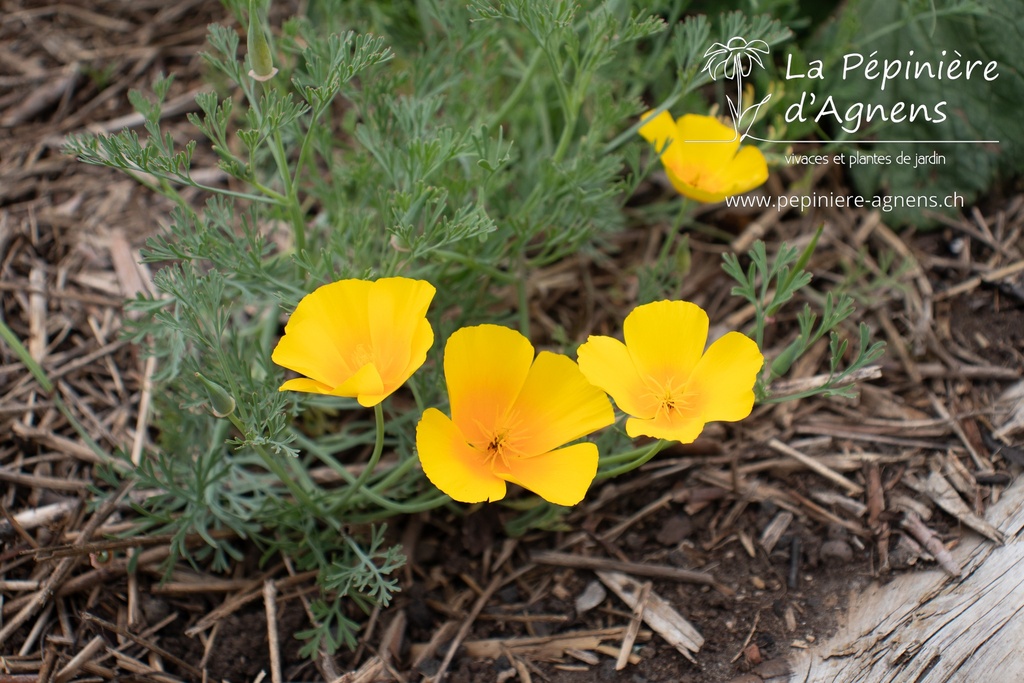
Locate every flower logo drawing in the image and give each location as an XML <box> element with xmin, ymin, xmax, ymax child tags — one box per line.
<box><xmin>701</xmin><ymin>37</ymin><xmax>772</xmax><ymax>141</ymax></box>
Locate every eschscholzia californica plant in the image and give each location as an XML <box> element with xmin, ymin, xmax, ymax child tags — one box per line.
<box><xmin>271</xmin><ymin>277</ymin><xmax>435</xmax><ymax>407</ymax></box>
<box><xmin>639</xmin><ymin>110</ymin><xmax>768</xmax><ymax>203</ymax></box>
<box><xmin>416</xmin><ymin>324</ymin><xmax>614</xmax><ymax>506</ymax></box>
<box><xmin>577</xmin><ymin>300</ymin><xmax>763</xmax><ymax>443</ymax></box>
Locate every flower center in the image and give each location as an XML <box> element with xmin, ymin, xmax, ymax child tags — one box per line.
<box><xmin>468</xmin><ymin>423</ymin><xmax>524</xmax><ymax>473</ymax></box>
<box><xmin>645</xmin><ymin>377</ymin><xmax>695</xmax><ymax>421</ymax></box>
<box><xmin>483</xmin><ymin>430</ymin><xmax>512</xmax><ymax>469</ymax></box>
<box><xmin>658</xmin><ymin>390</ymin><xmax>693</xmax><ymax>419</ymax></box>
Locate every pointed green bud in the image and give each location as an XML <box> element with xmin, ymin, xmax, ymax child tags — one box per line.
<box><xmin>195</xmin><ymin>372</ymin><xmax>236</xmax><ymax>418</ymax></box>
<box><xmin>246</xmin><ymin>0</ymin><xmax>278</xmax><ymax>82</ymax></box>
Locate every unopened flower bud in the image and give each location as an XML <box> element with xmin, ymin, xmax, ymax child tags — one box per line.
<box><xmin>247</xmin><ymin>0</ymin><xmax>278</xmax><ymax>82</ymax></box>
<box><xmin>195</xmin><ymin>372</ymin><xmax>236</xmax><ymax>418</ymax></box>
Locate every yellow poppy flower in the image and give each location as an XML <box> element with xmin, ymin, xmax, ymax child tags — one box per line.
<box><xmin>577</xmin><ymin>300</ymin><xmax>763</xmax><ymax>443</ymax></box>
<box><xmin>416</xmin><ymin>324</ymin><xmax>614</xmax><ymax>506</ymax></box>
<box><xmin>639</xmin><ymin>110</ymin><xmax>768</xmax><ymax>203</ymax></box>
<box><xmin>271</xmin><ymin>277</ymin><xmax>435</xmax><ymax>407</ymax></box>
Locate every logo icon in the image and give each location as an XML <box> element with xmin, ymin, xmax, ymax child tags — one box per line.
<box><xmin>701</xmin><ymin>37</ymin><xmax>772</xmax><ymax>142</ymax></box>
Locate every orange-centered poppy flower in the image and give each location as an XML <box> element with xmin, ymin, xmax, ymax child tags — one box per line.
<box><xmin>639</xmin><ymin>110</ymin><xmax>768</xmax><ymax>203</ymax></box>
<box><xmin>416</xmin><ymin>324</ymin><xmax>614</xmax><ymax>506</ymax></box>
<box><xmin>271</xmin><ymin>277</ymin><xmax>435</xmax><ymax>407</ymax></box>
<box><xmin>577</xmin><ymin>300</ymin><xmax>764</xmax><ymax>443</ymax></box>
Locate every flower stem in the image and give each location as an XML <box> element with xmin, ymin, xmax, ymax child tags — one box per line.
<box><xmin>596</xmin><ymin>439</ymin><xmax>667</xmax><ymax>479</ymax></box>
<box><xmin>516</xmin><ymin>255</ymin><xmax>530</xmax><ymax>336</ymax></box>
<box><xmin>229</xmin><ymin>412</ymin><xmax>322</xmax><ymax>512</ymax></box>
<box><xmin>333</xmin><ymin>403</ymin><xmax>387</xmax><ymax>512</ymax></box>
<box><xmin>262</xmin><ymin>81</ymin><xmax>307</xmax><ymax>253</ymax></box>
<box><xmin>488</xmin><ymin>46</ymin><xmax>543</xmax><ymax>129</ymax></box>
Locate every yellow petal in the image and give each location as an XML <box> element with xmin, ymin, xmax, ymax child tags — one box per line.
<box><xmin>508</xmin><ymin>351</ymin><xmax>614</xmax><ymax>456</ymax></box>
<box><xmin>400</xmin><ymin>317</ymin><xmax>435</xmax><ymax>383</ymax></box>
<box><xmin>675</xmin><ymin>114</ymin><xmax>740</xmax><ymax>168</ymax></box>
<box><xmin>639</xmin><ymin>110</ymin><xmax>682</xmax><ymax>166</ymax></box>
<box><xmin>416</xmin><ymin>408</ymin><xmax>506</xmax><ymax>503</ymax></box>
<box><xmin>271</xmin><ymin>279</ymin><xmax>372</xmax><ymax>388</ymax></box>
<box><xmin>333</xmin><ymin>363</ymin><xmax>386</xmax><ymax>407</ymax></box>
<box><xmin>723</xmin><ymin>145</ymin><xmax>769</xmax><ymax>195</ymax></box>
<box><xmin>623</xmin><ymin>300</ymin><xmax>709</xmax><ymax>388</ymax></box>
<box><xmin>498</xmin><ymin>443</ymin><xmax>598</xmax><ymax>506</ymax></box>
<box><xmin>273</xmin><ymin>277</ymin><xmax>435</xmax><ymax>404</ymax></box>
<box><xmin>687</xmin><ymin>331</ymin><xmax>763</xmax><ymax>422</ymax></box>
<box><xmin>278</xmin><ymin>377</ymin><xmax>333</xmax><ymax>394</ymax></box>
<box><xmin>663</xmin><ymin>172</ymin><xmax>730</xmax><ymax>203</ymax></box>
<box><xmin>644</xmin><ymin>113</ymin><xmax>767</xmax><ymax>203</ymax></box>
<box><xmin>367</xmin><ymin>277</ymin><xmax>436</xmax><ymax>389</ymax></box>
<box><xmin>577</xmin><ymin>335</ymin><xmax>659</xmax><ymax>419</ymax></box>
<box><xmin>625</xmin><ymin>413</ymin><xmax>706</xmax><ymax>443</ymax></box>
<box><xmin>444</xmin><ymin>325</ymin><xmax>534</xmax><ymax>447</ymax></box>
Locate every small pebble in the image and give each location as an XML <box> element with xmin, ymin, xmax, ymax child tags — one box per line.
<box><xmin>820</xmin><ymin>539</ymin><xmax>854</xmax><ymax>564</ymax></box>
<box><xmin>655</xmin><ymin>515</ymin><xmax>693</xmax><ymax>545</ymax></box>
<box><xmin>497</xmin><ymin>585</ymin><xmax>520</xmax><ymax>603</ymax></box>
<box><xmin>574</xmin><ymin>580</ymin><xmax>606</xmax><ymax>614</ymax></box>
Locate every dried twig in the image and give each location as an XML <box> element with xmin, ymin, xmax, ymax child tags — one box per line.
<box><xmin>597</xmin><ymin>570</ymin><xmax>704</xmax><ymax>662</ymax></box>
<box><xmin>431</xmin><ymin>574</ymin><xmax>503</xmax><ymax>682</ymax></box>
<box><xmin>616</xmin><ymin>581</ymin><xmax>651</xmax><ymax>670</ymax></box>
<box><xmin>0</xmin><ymin>483</ymin><xmax>129</xmax><ymax>646</ymax></box>
<box><xmin>532</xmin><ymin>550</ymin><xmax>732</xmax><ymax>595</ymax></box>
<box><xmin>768</xmin><ymin>438</ymin><xmax>865</xmax><ymax>495</ymax></box>
<box><xmin>53</xmin><ymin>635</ymin><xmax>105</xmax><ymax>683</ymax></box>
<box><xmin>767</xmin><ymin>365</ymin><xmax>882</xmax><ymax>400</ymax></box>
<box><xmin>901</xmin><ymin>512</ymin><xmax>960</xmax><ymax>577</ymax></box>
<box><xmin>82</xmin><ymin>612</ymin><xmax>203</xmax><ymax>679</ymax></box>
<box><xmin>264</xmin><ymin>580</ymin><xmax>282</xmax><ymax>683</ymax></box>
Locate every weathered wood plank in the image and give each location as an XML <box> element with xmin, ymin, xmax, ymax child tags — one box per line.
<box><xmin>789</xmin><ymin>477</ymin><xmax>1024</xmax><ymax>682</ymax></box>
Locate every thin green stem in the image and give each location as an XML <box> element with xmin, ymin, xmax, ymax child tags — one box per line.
<box><xmin>288</xmin><ymin>109</ymin><xmax>323</xmax><ymax>206</ymax></box>
<box><xmin>270</xmin><ymin>126</ymin><xmax>307</xmax><ymax>252</ymax></box>
<box><xmin>368</xmin><ymin>454</ymin><xmax>418</xmax><ymax>493</ymax></box>
<box><xmin>294</xmin><ymin>421</ymin><xmax>445</xmax><ymax>515</ymax></box>
<box><xmin>516</xmin><ymin>255</ymin><xmax>530</xmax><ymax>336</ymax></box>
<box><xmin>551</xmin><ymin>102</ymin><xmax>578</xmax><ymax>164</ymax></box>
<box><xmin>124</xmin><ymin>166</ymin><xmax>286</xmax><ymax>204</ymax></box>
<box><xmin>488</xmin><ymin>47</ymin><xmax>544</xmax><ymax>128</ymax></box>
<box><xmin>342</xmin><ymin>491</ymin><xmax>449</xmax><ymax>523</ymax></box>
<box><xmin>260</xmin><ymin>82</ymin><xmax>307</xmax><ymax>252</ymax></box>
<box><xmin>597</xmin><ymin>442</ymin><xmax>656</xmax><ymax>467</ymax></box>
<box><xmin>769</xmin><ymin>225</ymin><xmax>823</xmax><ymax>318</ymax></box>
<box><xmin>333</xmin><ymin>403</ymin><xmax>386</xmax><ymax>511</ymax></box>
<box><xmin>552</xmin><ymin>63</ymin><xmax>596</xmax><ymax>164</ymax></box>
<box><xmin>228</xmin><ymin>412</ymin><xmax>321</xmax><ymax>512</ymax></box>
<box><xmin>600</xmin><ymin>86</ymin><xmax>683</xmax><ymax>156</ymax></box>
<box><xmin>433</xmin><ymin>249</ymin><xmax>514</xmax><ymax>282</ymax></box>
<box><xmin>596</xmin><ymin>439</ymin><xmax>667</xmax><ymax>479</ymax></box>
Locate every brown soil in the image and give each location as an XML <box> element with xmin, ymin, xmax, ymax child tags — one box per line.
<box><xmin>2</xmin><ymin>1</ymin><xmax>1023</xmax><ymax>682</ymax></box>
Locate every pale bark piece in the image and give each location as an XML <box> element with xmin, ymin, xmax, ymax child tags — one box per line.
<box><xmin>574</xmin><ymin>580</ymin><xmax>607</xmax><ymax>614</ymax></box>
<box><xmin>907</xmin><ymin>470</ymin><xmax>1005</xmax><ymax>544</ymax></box>
<box><xmin>789</xmin><ymin>476</ymin><xmax>1024</xmax><ymax>682</ymax></box>
<box><xmin>616</xmin><ymin>581</ymin><xmax>651</xmax><ymax>670</ymax></box>
<box><xmin>760</xmin><ymin>511</ymin><xmax>794</xmax><ymax>553</ymax></box>
<box><xmin>596</xmin><ymin>570</ymin><xmax>704</xmax><ymax>662</ymax></box>
<box><xmin>28</xmin><ymin>266</ymin><xmax>46</xmax><ymax>362</ymax></box>
<box><xmin>992</xmin><ymin>379</ymin><xmax>1024</xmax><ymax>440</ymax></box>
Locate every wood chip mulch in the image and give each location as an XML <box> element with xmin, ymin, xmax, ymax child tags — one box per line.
<box><xmin>2</xmin><ymin>2</ymin><xmax>1024</xmax><ymax>682</ymax></box>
